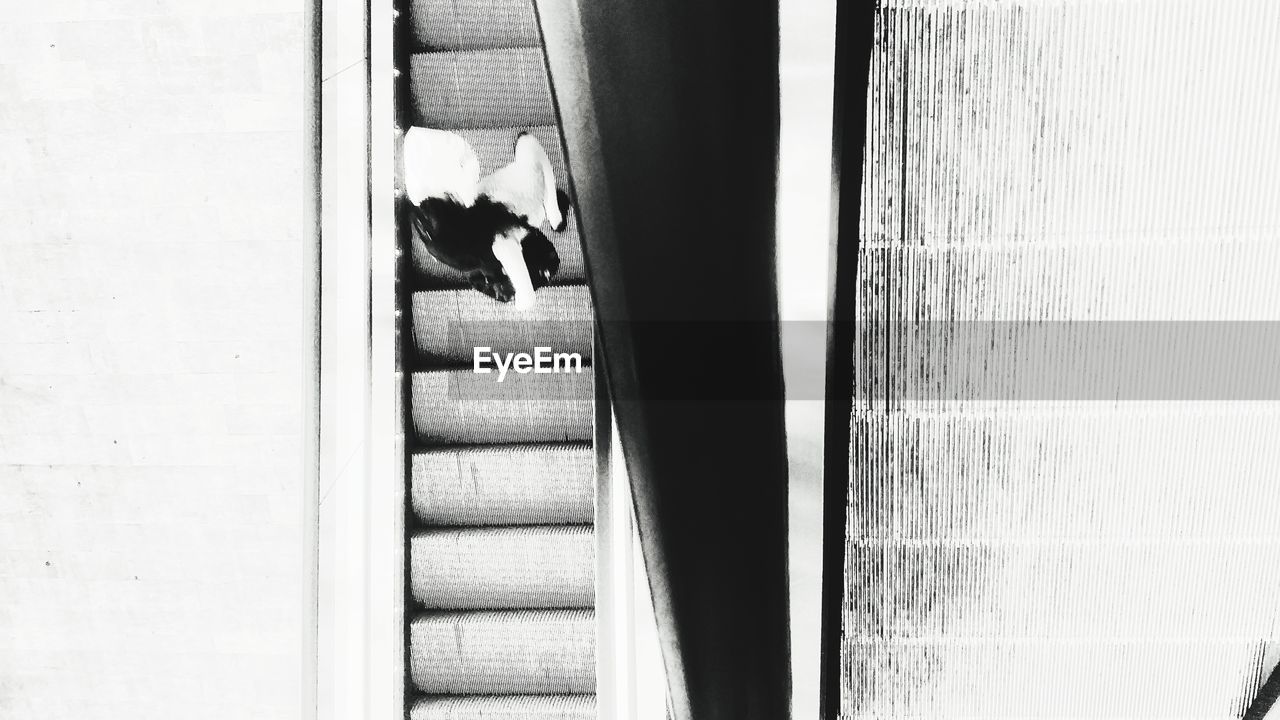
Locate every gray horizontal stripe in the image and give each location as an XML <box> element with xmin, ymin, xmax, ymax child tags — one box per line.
<box><xmin>411</xmin><ymin>694</ymin><xmax>596</xmax><ymax>720</ymax></box>
<box><xmin>410</xmin><ymin>368</ymin><xmax>593</xmax><ymax>445</ymax></box>
<box><xmin>411</xmin><ymin>526</ymin><xmax>595</xmax><ymax>609</ymax></box>
<box><xmin>412</xmin><ymin>286</ymin><xmax>593</xmax><ymax>364</ymax></box>
<box><xmin>409</xmin><ymin>49</ymin><xmax>556</xmax><ymax>130</ymax></box>
<box><xmin>409</xmin><ymin>0</ymin><xmax>541</xmax><ymax>52</ymax></box>
<box><xmin>412</xmin><ymin>444</ymin><xmax>594</xmax><ymax>525</ymax></box>
<box><xmin>410</xmin><ymin>610</ymin><xmax>596</xmax><ymax>694</ymax></box>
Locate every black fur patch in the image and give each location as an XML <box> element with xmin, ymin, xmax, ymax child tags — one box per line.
<box><xmin>411</xmin><ymin>194</ymin><xmax>561</xmax><ymax>303</ymax></box>
<box><xmin>522</xmin><ymin>229</ymin><xmax>561</xmax><ymax>289</ymax></box>
<box><xmin>468</xmin><ymin>226</ymin><xmax>561</xmax><ymax>303</ymax></box>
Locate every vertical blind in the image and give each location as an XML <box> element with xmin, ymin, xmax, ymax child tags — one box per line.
<box><xmin>846</xmin><ymin>1</ymin><xmax>1280</xmax><ymax>717</ymax></box>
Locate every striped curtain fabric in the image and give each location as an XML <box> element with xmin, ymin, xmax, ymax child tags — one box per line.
<box><xmin>846</xmin><ymin>1</ymin><xmax>1280</xmax><ymax>717</ymax></box>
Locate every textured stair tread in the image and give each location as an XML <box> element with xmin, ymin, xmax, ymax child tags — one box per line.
<box><xmin>412</xmin><ymin>285</ymin><xmax>593</xmax><ymax>364</ymax></box>
<box><xmin>411</xmin><ymin>694</ymin><xmax>596</xmax><ymax>720</ymax></box>
<box><xmin>410</xmin><ymin>368</ymin><xmax>593</xmax><ymax>445</ymax></box>
<box><xmin>409</xmin><ymin>216</ymin><xmax>585</xmax><ymax>288</ymax></box>
<box><xmin>409</xmin><ymin>0</ymin><xmax>542</xmax><ymax>52</ymax></box>
<box><xmin>411</xmin><ymin>526</ymin><xmax>594</xmax><ymax>609</ymax></box>
<box><xmin>411</xmin><ymin>443</ymin><xmax>594</xmax><ymax>525</ymax></box>
<box><xmin>410</xmin><ymin>49</ymin><xmax>556</xmax><ymax>130</ymax></box>
<box><xmin>410</xmin><ymin>610</ymin><xmax>596</xmax><ymax>694</ymax></box>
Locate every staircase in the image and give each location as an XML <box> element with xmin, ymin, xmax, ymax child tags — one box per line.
<box><xmin>397</xmin><ymin>0</ymin><xmax>598</xmax><ymax>717</ymax></box>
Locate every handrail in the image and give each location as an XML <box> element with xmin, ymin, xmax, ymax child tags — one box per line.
<box><xmin>533</xmin><ymin>1</ymin><xmax>792</xmax><ymax>718</ymax></box>
<box><xmin>313</xmin><ymin>0</ymin><xmax>405</xmax><ymax>718</ymax></box>
<box><xmin>818</xmin><ymin>3</ymin><xmax>878</xmax><ymax>719</ymax></box>
<box><xmin>369</xmin><ymin>0</ymin><xmax>407</xmax><ymax>717</ymax></box>
<box><xmin>302</xmin><ymin>0</ymin><xmax>322</xmax><ymax>716</ymax></box>
<box><xmin>595</xmin><ymin>364</ymin><xmax>638</xmax><ymax>720</ymax></box>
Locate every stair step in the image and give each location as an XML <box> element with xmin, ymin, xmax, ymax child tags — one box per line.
<box><xmin>410</xmin><ymin>215</ymin><xmax>585</xmax><ymax>289</ymax></box>
<box><xmin>411</xmin><ymin>695</ymin><xmax>596</xmax><ymax>720</ymax></box>
<box><xmin>409</xmin><ymin>0</ymin><xmax>542</xmax><ymax>52</ymax></box>
<box><xmin>410</xmin><ymin>610</ymin><xmax>595</xmax><ymax>694</ymax></box>
<box><xmin>412</xmin><ymin>443</ymin><xmax>594</xmax><ymax>525</ymax></box>
<box><xmin>411</xmin><ymin>526</ymin><xmax>594</xmax><ymax>609</ymax></box>
<box><xmin>412</xmin><ymin>285</ymin><xmax>593</xmax><ymax>364</ymax></box>
<box><xmin>410</xmin><ymin>368</ymin><xmax>593</xmax><ymax>445</ymax></box>
<box><xmin>410</xmin><ymin>48</ymin><xmax>556</xmax><ymax>130</ymax></box>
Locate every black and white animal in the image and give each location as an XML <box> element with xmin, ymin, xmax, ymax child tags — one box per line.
<box><xmin>412</xmin><ymin>195</ymin><xmax>561</xmax><ymax>303</ymax></box>
<box><xmin>404</xmin><ymin>128</ymin><xmax>570</xmax><ymax>309</ymax></box>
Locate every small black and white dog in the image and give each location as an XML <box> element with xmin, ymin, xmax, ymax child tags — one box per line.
<box><xmin>404</xmin><ymin>128</ymin><xmax>570</xmax><ymax>309</ymax></box>
<box><xmin>411</xmin><ymin>195</ymin><xmax>562</xmax><ymax>303</ymax></box>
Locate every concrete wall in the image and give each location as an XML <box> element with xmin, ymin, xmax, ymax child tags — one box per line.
<box><xmin>0</xmin><ymin>4</ymin><xmax>308</xmax><ymax>718</ymax></box>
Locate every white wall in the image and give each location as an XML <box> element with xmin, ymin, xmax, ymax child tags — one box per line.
<box><xmin>0</xmin><ymin>3</ymin><xmax>309</xmax><ymax>718</ymax></box>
